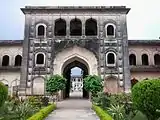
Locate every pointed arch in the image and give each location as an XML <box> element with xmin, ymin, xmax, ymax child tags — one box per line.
<box><xmin>15</xmin><ymin>55</ymin><xmax>22</xmax><ymax>66</ymax></box>
<box><xmin>129</xmin><ymin>54</ymin><xmax>136</xmax><ymax>65</ymax></box>
<box><xmin>2</xmin><ymin>55</ymin><xmax>9</xmax><ymax>66</ymax></box>
<box><xmin>35</xmin><ymin>53</ymin><xmax>45</xmax><ymax>65</ymax></box>
<box><xmin>54</xmin><ymin>18</ymin><xmax>66</xmax><ymax>36</ymax></box>
<box><xmin>70</xmin><ymin>18</ymin><xmax>82</xmax><ymax>36</ymax></box>
<box><xmin>85</xmin><ymin>18</ymin><xmax>97</xmax><ymax>36</ymax></box>
<box><xmin>107</xmin><ymin>25</ymin><xmax>114</xmax><ymax>36</ymax></box>
<box><xmin>38</xmin><ymin>25</ymin><xmax>45</xmax><ymax>36</ymax></box>
<box><xmin>105</xmin><ymin>52</ymin><xmax>116</xmax><ymax>66</ymax></box>
<box><xmin>142</xmin><ymin>54</ymin><xmax>149</xmax><ymax>65</ymax></box>
<box><xmin>154</xmin><ymin>54</ymin><xmax>160</xmax><ymax>65</ymax></box>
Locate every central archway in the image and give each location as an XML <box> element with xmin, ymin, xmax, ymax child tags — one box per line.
<box><xmin>62</xmin><ymin>57</ymin><xmax>89</xmax><ymax>99</ymax></box>
<box><xmin>53</xmin><ymin>46</ymin><xmax>98</xmax><ymax>99</ymax></box>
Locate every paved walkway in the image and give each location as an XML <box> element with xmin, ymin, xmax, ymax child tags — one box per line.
<box><xmin>45</xmin><ymin>92</ymin><xmax>99</xmax><ymax>120</ymax></box>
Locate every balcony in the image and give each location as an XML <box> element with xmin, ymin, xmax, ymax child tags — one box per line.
<box><xmin>130</xmin><ymin>65</ymin><xmax>160</xmax><ymax>72</ymax></box>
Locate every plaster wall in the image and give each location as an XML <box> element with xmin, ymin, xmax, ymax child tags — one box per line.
<box><xmin>0</xmin><ymin>72</ymin><xmax>20</xmax><ymax>95</ymax></box>
<box><xmin>129</xmin><ymin>45</ymin><xmax>160</xmax><ymax>65</ymax></box>
<box><xmin>131</xmin><ymin>72</ymin><xmax>160</xmax><ymax>80</ymax></box>
<box><xmin>0</xmin><ymin>46</ymin><xmax>22</xmax><ymax>66</ymax></box>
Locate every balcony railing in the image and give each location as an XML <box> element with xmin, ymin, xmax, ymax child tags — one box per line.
<box><xmin>130</xmin><ymin>65</ymin><xmax>160</xmax><ymax>72</ymax></box>
<box><xmin>0</xmin><ymin>66</ymin><xmax>21</xmax><ymax>71</ymax></box>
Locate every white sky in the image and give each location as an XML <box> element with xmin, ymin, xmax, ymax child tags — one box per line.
<box><xmin>0</xmin><ymin>0</ymin><xmax>160</xmax><ymax>40</ymax></box>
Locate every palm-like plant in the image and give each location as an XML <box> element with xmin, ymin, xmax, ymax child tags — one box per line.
<box><xmin>0</xmin><ymin>100</ymin><xmax>16</xmax><ymax>120</ymax></box>
<box><xmin>14</xmin><ymin>100</ymin><xmax>39</xmax><ymax>120</ymax></box>
<box><xmin>0</xmin><ymin>100</ymin><xmax>39</xmax><ymax>120</ymax></box>
<box><xmin>107</xmin><ymin>104</ymin><xmax>125</xmax><ymax>120</ymax></box>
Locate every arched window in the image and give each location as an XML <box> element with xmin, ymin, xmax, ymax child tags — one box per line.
<box><xmin>106</xmin><ymin>52</ymin><xmax>116</xmax><ymax>66</ymax></box>
<box><xmin>37</xmin><ymin>25</ymin><xmax>45</xmax><ymax>36</ymax></box>
<box><xmin>70</xmin><ymin>18</ymin><xmax>82</xmax><ymax>36</ymax></box>
<box><xmin>15</xmin><ymin>55</ymin><xmax>22</xmax><ymax>66</ymax></box>
<box><xmin>154</xmin><ymin>54</ymin><xmax>160</xmax><ymax>65</ymax></box>
<box><xmin>107</xmin><ymin>25</ymin><xmax>114</xmax><ymax>36</ymax></box>
<box><xmin>36</xmin><ymin>53</ymin><xmax>44</xmax><ymax>64</ymax></box>
<box><xmin>85</xmin><ymin>18</ymin><xmax>97</xmax><ymax>36</ymax></box>
<box><xmin>2</xmin><ymin>55</ymin><xmax>9</xmax><ymax>66</ymax></box>
<box><xmin>142</xmin><ymin>54</ymin><xmax>149</xmax><ymax>65</ymax></box>
<box><xmin>54</xmin><ymin>18</ymin><xmax>66</xmax><ymax>36</ymax></box>
<box><xmin>129</xmin><ymin>54</ymin><xmax>136</xmax><ymax>65</ymax></box>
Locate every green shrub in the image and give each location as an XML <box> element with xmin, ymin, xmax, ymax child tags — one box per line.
<box><xmin>28</xmin><ymin>96</ymin><xmax>42</xmax><ymax>108</ymax></box>
<box><xmin>46</xmin><ymin>75</ymin><xmax>66</xmax><ymax>100</ymax></box>
<box><xmin>84</xmin><ymin>75</ymin><xmax>103</xmax><ymax>98</ymax></box>
<box><xmin>92</xmin><ymin>104</ymin><xmax>112</xmax><ymax>120</ymax></box>
<box><xmin>27</xmin><ymin>104</ymin><xmax>56</xmax><ymax>120</ymax></box>
<box><xmin>40</xmin><ymin>97</ymin><xmax>49</xmax><ymax>106</ymax></box>
<box><xmin>132</xmin><ymin>111</ymin><xmax>148</xmax><ymax>120</ymax></box>
<box><xmin>109</xmin><ymin>93</ymin><xmax>135</xmax><ymax>115</ymax></box>
<box><xmin>92</xmin><ymin>92</ymin><xmax>111</xmax><ymax>110</ymax></box>
<box><xmin>132</xmin><ymin>79</ymin><xmax>160</xmax><ymax>120</ymax></box>
<box><xmin>109</xmin><ymin>93</ymin><xmax>131</xmax><ymax>105</ymax></box>
<box><xmin>0</xmin><ymin>99</ymin><xmax>38</xmax><ymax>120</ymax></box>
<box><xmin>15</xmin><ymin>100</ymin><xmax>39</xmax><ymax>120</ymax></box>
<box><xmin>0</xmin><ymin>82</ymin><xmax>8</xmax><ymax>107</ymax></box>
<box><xmin>107</xmin><ymin>104</ymin><xmax>125</xmax><ymax>120</ymax></box>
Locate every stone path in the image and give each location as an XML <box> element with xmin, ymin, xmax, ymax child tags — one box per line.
<box><xmin>45</xmin><ymin>92</ymin><xmax>99</xmax><ymax>120</ymax></box>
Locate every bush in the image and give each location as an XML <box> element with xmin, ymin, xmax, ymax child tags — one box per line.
<box><xmin>15</xmin><ymin>100</ymin><xmax>39</xmax><ymax>120</ymax></box>
<box><xmin>84</xmin><ymin>75</ymin><xmax>103</xmax><ymax>97</ymax></box>
<box><xmin>92</xmin><ymin>92</ymin><xmax>111</xmax><ymax>110</ymax></box>
<box><xmin>0</xmin><ymin>99</ymin><xmax>39</xmax><ymax>120</ymax></box>
<box><xmin>132</xmin><ymin>79</ymin><xmax>160</xmax><ymax>120</ymax></box>
<box><xmin>27</xmin><ymin>104</ymin><xmax>56</xmax><ymax>120</ymax></box>
<box><xmin>40</xmin><ymin>97</ymin><xmax>49</xmax><ymax>106</ymax></box>
<box><xmin>28</xmin><ymin>96</ymin><xmax>42</xmax><ymax>108</ymax></box>
<box><xmin>109</xmin><ymin>93</ymin><xmax>135</xmax><ymax>115</ymax></box>
<box><xmin>46</xmin><ymin>75</ymin><xmax>66</xmax><ymax>96</ymax></box>
<box><xmin>0</xmin><ymin>82</ymin><xmax>8</xmax><ymax>107</ymax></box>
<box><xmin>92</xmin><ymin>104</ymin><xmax>112</xmax><ymax>120</ymax></box>
<box><xmin>107</xmin><ymin>104</ymin><xmax>126</xmax><ymax>120</ymax></box>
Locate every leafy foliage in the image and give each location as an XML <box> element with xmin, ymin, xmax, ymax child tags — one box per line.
<box><xmin>92</xmin><ymin>104</ymin><xmax>112</xmax><ymax>120</ymax></box>
<box><xmin>0</xmin><ymin>99</ymin><xmax>39</xmax><ymax>120</ymax></box>
<box><xmin>83</xmin><ymin>75</ymin><xmax>103</xmax><ymax>97</ymax></box>
<box><xmin>14</xmin><ymin>100</ymin><xmax>39</xmax><ymax>120</ymax></box>
<box><xmin>27</xmin><ymin>96</ymin><xmax>42</xmax><ymax>108</ymax></box>
<box><xmin>46</xmin><ymin>74</ymin><xmax>66</xmax><ymax>95</ymax></box>
<box><xmin>0</xmin><ymin>82</ymin><xmax>8</xmax><ymax>107</ymax></box>
<box><xmin>107</xmin><ymin>104</ymin><xmax>126</xmax><ymax>120</ymax></box>
<box><xmin>27</xmin><ymin>104</ymin><xmax>56</xmax><ymax>120</ymax></box>
<box><xmin>92</xmin><ymin>92</ymin><xmax>111</xmax><ymax>109</ymax></box>
<box><xmin>40</xmin><ymin>97</ymin><xmax>49</xmax><ymax>106</ymax></box>
<box><xmin>132</xmin><ymin>79</ymin><xmax>160</xmax><ymax>120</ymax></box>
<box><xmin>109</xmin><ymin>93</ymin><xmax>136</xmax><ymax>116</ymax></box>
<box><xmin>132</xmin><ymin>111</ymin><xmax>148</xmax><ymax>120</ymax></box>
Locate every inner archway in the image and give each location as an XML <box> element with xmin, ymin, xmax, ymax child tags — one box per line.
<box><xmin>53</xmin><ymin>46</ymin><xmax>98</xmax><ymax>100</ymax></box>
<box><xmin>62</xmin><ymin>59</ymin><xmax>89</xmax><ymax>99</ymax></box>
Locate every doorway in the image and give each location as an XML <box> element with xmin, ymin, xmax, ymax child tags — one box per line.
<box><xmin>62</xmin><ymin>60</ymin><xmax>89</xmax><ymax>99</ymax></box>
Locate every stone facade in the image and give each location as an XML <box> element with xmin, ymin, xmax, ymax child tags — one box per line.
<box><xmin>0</xmin><ymin>6</ymin><xmax>160</xmax><ymax>96</ymax></box>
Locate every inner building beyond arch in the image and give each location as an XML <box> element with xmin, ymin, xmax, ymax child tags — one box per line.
<box><xmin>62</xmin><ymin>59</ymin><xmax>89</xmax><ymax>99</ymax></box>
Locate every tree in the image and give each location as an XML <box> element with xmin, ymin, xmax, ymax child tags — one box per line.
<box><xmin>132</xmin><ymin>79</ymin><xmax>160</xmax><ymax>120</ymax></box>
<box><xmin>0</xmin><ymin>82</ymin><xmax>8</xmax><ymax>107</ymax></box>
<box><xmin>83</xmin><ymin>75</ymin><xmax>103</xmax><ymax>98</ymax></box>
<box><xmin>46</xmin><ymin>75</ymin><xmax>66</xmax><ymax>101</ymax></box>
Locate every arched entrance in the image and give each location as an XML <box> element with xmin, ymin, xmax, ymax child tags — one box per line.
<box><xmin>62</xmin><ymin>57</ymin><xmax>89</xmax><ymax>99</ymax></box>
<box><xmin>53</xmin><ymin>46</ymin><xmax>98</xmax><ymax>99</ymax></box>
